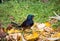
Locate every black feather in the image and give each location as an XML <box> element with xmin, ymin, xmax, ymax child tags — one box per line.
<box><xmin>20</xmin><ymin>14</ymin><xmax>34</xmax><ymax>29</ymax></box>
<box><xmin>11</xmin><ymin>14</ymin><xmax>34</xmax><ymax>30</ymax></box>
<box><xmin>21</xmin><ymin>15</ymin><xmax>34</xmax><ymax>27</ymax></box>
<box><xmin>11</xmin><ymin>22</ymin><xmax>21</xmax><ymax>27</ymax></box>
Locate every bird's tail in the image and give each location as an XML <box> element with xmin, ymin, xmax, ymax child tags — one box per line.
<box><xmin>11</xmin><ymin>22</ymin><xmax>21</xmax><ymax>28</ymax></box>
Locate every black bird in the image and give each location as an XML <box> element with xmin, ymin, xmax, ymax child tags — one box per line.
<box><xmin>11</xmin><ymin>14</ymin><xmax>34</xmax><ymax>30</ymax></box>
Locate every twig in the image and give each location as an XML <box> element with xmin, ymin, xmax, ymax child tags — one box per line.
<box><xmin>53</xmin><ymin>11</ymin><xmax>59</xmax><ymax>16</ymax></box>
<box><xmin>49</xmin><ymin>11</ymin><xmax>60</xmax><ymax>20</ymax></box>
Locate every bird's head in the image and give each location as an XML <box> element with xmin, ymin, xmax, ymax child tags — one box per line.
<box><xmin>27</xmin><ymin>14</ymin><xmax>34</xmax><ymax>20</ymax></box>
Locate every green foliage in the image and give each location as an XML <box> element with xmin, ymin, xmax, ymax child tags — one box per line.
<box><xmin>0</xmin><ymin>0</ymin><xmax>60</xmax><ymax>27</ymax></box>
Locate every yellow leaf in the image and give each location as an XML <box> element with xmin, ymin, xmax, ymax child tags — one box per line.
<box><xmin>7</xmin><ymin>29</ymin><xmax>15</xmax><ymax>34</ymax></box>
<box><xmin>45</xmin><ymin>22</ymin><xmax>51</xmax><ymax>27</ymax></box>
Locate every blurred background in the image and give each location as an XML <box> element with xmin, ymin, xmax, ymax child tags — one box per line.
<box><xmin>0</xmin><ymin>0</ymin><xmax>60</xmax><ymax>27</ymax></box>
